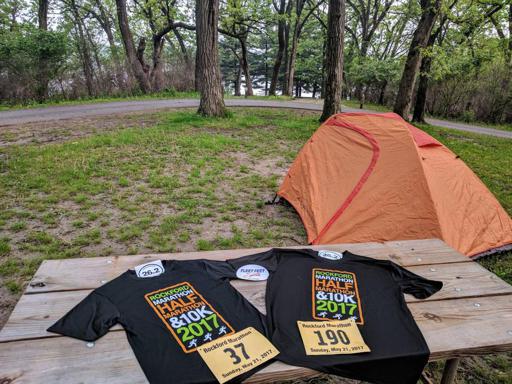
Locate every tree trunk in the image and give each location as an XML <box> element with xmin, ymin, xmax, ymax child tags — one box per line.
<box><xmin>195</xmin><ymin>52</ymin><xmax>200</xmax><ymax>91</ymax></box>
<box><xmin>354</xmin><ymin>44</ymin><xmax>369</xmax><ymax>102</ymax></box>
<box><xmin>95</xmin><ymin>0</ymin><xmax>125</xmax><ymax>90</ymax></box>
<box><xmin>115</xmin><ymin>0</ymin><xmax>151</xmax><ymax>93</ymax></box>
<box><xmin>269</xmin><ymin>0</ymin><xmax>286</xmax><ymax>96</ymax></box>
<box><xmin>320</xmin><ymin>35</ymin><xmax>327</xmax><ymax>99</ymax></box>
<box><xmin>85</xmin><ymin>23</ymin><xmax>104</xmax><ymax>85</ymax></box>
<box><xmin>281</xmin><ymin>1</ymin><xmax>293</xmax><ymax>93</ymax></box>
<box><xmin>412</xmin><ymin>55</ymin><xmax>432</xmax><ymax>122</ymax></box>
<box><xmin>36</xmin><ymin>0</ymin><xmax>49</xmax><ymax>102</ymax></box>
<box><xmin>282</xmin><ymin>31</ymin><xmax>290</xmax><ymax>94</ymax></box>
<box><xmin>239</xmin><ymin>36</ymin><xmax>253</xmax><ymax>96</ymax></box>
<box><xmin>264</xmin><ymin>37</ymin><xmax>269</xmax><ymax>95</ymax></box>
<box><xmin>234</xmin><ymin>58</ymin><xmax>242</xmax><ymax>96</ymax></box>
<box><xmin>172</xmin><ymin>27</ymin><xmax>191</xmax><ymax>67</ymax></box>
<box><xmin>37</xmin><ymin>0</ymin><xmax>48</xmax><ymax>29</ymax></box>
<box><xmin>150</xmin><ymin>36</ymin><xmax>165</xmax><ymax>91</ymax></box>
<box><xmin>393</xmin><ymin>0</ymin><xmax>441</xmax><ymax>119</ymax></box>
<box><xmin>320</xmin><ymin>0</ymin><xmax>345</xmax><ymax>122</ymax></box>
<box><xmin>70</xmin><ymin>0</ymin><xmax>95</xmax><ymax>97</ymax></box>
<box><xmin>195</xmin><ymin>0</ymin><xmax>226</xmax><ymax>116</ymax></box>
<box><xmin>378</xmin><ymin>80</ymin><xmax>387</xmax><ymax>105</ymax></box>
<box><xmin>285</xmin><ymin>21</ymin><xmax>300</xmax><ymax>96</ymax></box>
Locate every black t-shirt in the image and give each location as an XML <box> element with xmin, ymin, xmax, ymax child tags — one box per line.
<box><xmin>228</xmin><ymin>248</ymin><xmax>442</xmax><ymax>384</ymax></box>
<box><xmin>47</xmin><ymin>259</ymin><xmax>271</xmax><ymax>384</ymax></box>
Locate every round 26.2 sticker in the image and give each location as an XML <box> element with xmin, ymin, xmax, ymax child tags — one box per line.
<box><xmin>138</xmin><ymin>263</ymin><xmax>164</xmax><ymax>277</ymax></box>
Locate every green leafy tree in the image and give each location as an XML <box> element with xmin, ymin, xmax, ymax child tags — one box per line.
<box><xmin>0</xmin><ymin>25</ymin><xmax>67</xmax><ymax>102</ymax></box>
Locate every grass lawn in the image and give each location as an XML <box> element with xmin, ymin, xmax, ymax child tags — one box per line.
<box><xmin>0</xmin><ymin>108</ymin><xmax>510</xmax><ymax>382</ymax></box>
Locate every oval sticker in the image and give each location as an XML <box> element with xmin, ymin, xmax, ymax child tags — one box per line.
<box><xmin>236</xmin><ymin>265</ymin><xmax>269</xmax><ymax>281</ymax></box>
<box><xmin>318</xmin><ymin>250</ymin><xmax>343</xmax><ymax>260</ymax></box>
<box><xmin>135</xmin><ymin>260</ymin><xmax>165</xmax><ymax>278</ymax></box>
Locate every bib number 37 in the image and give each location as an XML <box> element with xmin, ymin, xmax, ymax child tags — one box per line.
<box><xmin>223</xmin><ymin>342</ymin><xmax>250</xmax><ymax>364</ymax></box>
<box><xmin>197</xmin><ymin>327</ymin><xmax>279</xmax><ymax>384</ymax></box>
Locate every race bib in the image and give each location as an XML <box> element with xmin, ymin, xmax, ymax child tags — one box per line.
<box><xmin>297</xmin><ymin>320</ymin><xmax>370</xmax><ymax>355</ymax></box>
<box><xmin>197</xmin><ymin>327</ymin><xmax>279</xmax><ymax>384</ymax></box>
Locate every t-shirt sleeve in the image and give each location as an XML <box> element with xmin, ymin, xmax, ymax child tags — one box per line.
<box><xmin>388</xmin><ymin>262</ymin><xmax>443</xmax><ymax>299</ymax></box>
<box><xmin>47</xmin><ymin>291</ymin><xmax>120</xmax><ymax>341</ymax></box>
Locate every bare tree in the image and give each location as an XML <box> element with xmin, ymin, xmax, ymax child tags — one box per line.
<box><xmin>66</xmin><ymin>0</ymin><xmax>96</xmax><ymax>96</ymax></box>
<box><xmin>87</xmin><ymin>0</ymin><xmax>125</xmax><ymax>90</ymax></box>
<box><xmin>114</xmin><ymin>0</ymin><xmax>194</xmax><ymax>93</ymax></box>
<box><xmin>320</xmin><ymin>0</ymin><xmax>345</xmax><ymax>121</ymax></box>
<box><xmin>115</xmin><ymin>0</ymin><xmax>151</xmax><ymax>92</ymax></box>
<box><xmin>36</xmin><ymin>0</ymin><xmax>49</xmax><ymax>101</ymax></box>
<box><xmin>269</xmin><ymin>0</ymin><xmax>289</xmax><ymax>95</ymax></box>
<box><xmin>284</xmin><ymin>0</ymin><xmax>324</xmax><ymax>96</ymax></box>
<box><xmin>393</xmin><ymin>0</ymin><xmax>441</xmax><ymax>119</ymax></box>
<box><xmin>196</xmin><ymin>0</ymin><xmax>227</xmax><ymax>116</ymax></box>
<box><xmin>346</xmin><ymin>0</ymin><xmax>394</xmax><ymax>102</ymax></box>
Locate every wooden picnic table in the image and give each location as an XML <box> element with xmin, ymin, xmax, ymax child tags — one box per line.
<box><xmin>1</xmin><ymin>238</ymin><xmax>512</xmax><ymax>383</ymax></box>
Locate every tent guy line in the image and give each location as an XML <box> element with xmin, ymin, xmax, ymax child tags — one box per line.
<box><xmin>0</xmin><ymin>99</ymin><xmax>511</xmax><ymax>139</ymax></box>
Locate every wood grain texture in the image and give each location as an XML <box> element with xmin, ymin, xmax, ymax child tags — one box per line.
<box><xmin>1</xmin><ymin>294</ymin><xmax>511</xmax><ymax>383</ymax></box>
<box><xmin>0</xmin><ymin>330</ymin><xmax>319</xmax><ymax>384</ymax></box>
<box><xmin>1</xmin><ymin>239</ymin><xmax>505</xmax><ymax>384</ymax></box>
<box><xmin>385</xmin><ymin>239</ymin><xmax>468</xmax><ymax>264</ymax></box>
<box><xmin>2</xmin><ymin>261</ymin><xmax>509</xmax><ymax>342</ymax></box>
<box><xmin>412</xmin><ymin>295</ymin><xmax>512</xmax><ymax>359</ymax></box>
<box><xmin>25</xmin><ymin>240</ymin><xmax>467</xmax><ymax>294</ymax></box>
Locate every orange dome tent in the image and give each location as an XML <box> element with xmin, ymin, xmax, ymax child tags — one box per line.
<box><xmin>277</xmin><ymin>112</ymin><xmax>512</xmax><ymax>257</ymax></box>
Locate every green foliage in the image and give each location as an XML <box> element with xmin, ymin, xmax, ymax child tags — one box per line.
<box><xmin>0</xmin><ymin>25</ymin><xmax>67</xmax><ymax>101</ymax></box>
<box><xmin>0</xmin><ymin>237</ymin><xmax>11</xmax><ymax>255</ymax></box>
<box><xmin>346</xmin><ymin>56</ymin><xmax>401</xmax><ymax>88</ymax></box>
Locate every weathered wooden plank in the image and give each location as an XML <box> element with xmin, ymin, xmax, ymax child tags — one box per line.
<box><xmin>2</xmin><ymin>262</ymin><xmax>509</xmax><ymax>343</ymax></box>
<box><xmin>26</xmin><ymin>240</ymin><xmax>467</xmax><ymax>294</ymax></box>
<box><xmin>0</xmin><ymin>331</ymin><xmax>318</xmax><ymax>384</ymax></box>
<box><xmin>385</xmin><ymin>239</ymin><xmax>469</xmax><ymax>264</ymax></box>
<box><xmin>405</xmin><ymin>262</ymin><xmax>512</xmax><ymax>303</ymax></box>
<box><xmin>1</xmin><ymin>295</ymin><xmax>511</xmax><ymax>384</ymax></box>
<box><xmin>412</xmin><ymin>295</ymin><xmax>512</xmax><ymax>359</ymax></box>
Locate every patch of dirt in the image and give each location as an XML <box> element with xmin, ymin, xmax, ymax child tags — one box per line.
<box><xmin>227</xmin><ymin>151</ymin><xmax>288</xmax><ymax>177</ymax></box>
<box><xmin>0</xmin><ymin>110</ymin><xmax>178</xmax><ymax>147</ymax></box>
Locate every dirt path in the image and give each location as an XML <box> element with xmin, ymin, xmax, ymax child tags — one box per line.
<box><xmin>1</xmin><ymin>98</ymin><xmax>510</xmax><ymax>139</ymax></box>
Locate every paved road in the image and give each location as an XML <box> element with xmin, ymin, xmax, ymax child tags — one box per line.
<box><xmin>1</xmin><ymin>98</ymin><xmax>510</xmax><ymax>139</ymax></box>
